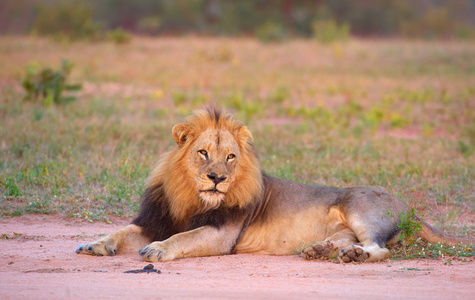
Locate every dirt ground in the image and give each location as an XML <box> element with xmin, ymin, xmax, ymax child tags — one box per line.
<box><xmin>0</xmin><ymin>215</ymin><xmax>473</xmax><ymax>299</ymax></box>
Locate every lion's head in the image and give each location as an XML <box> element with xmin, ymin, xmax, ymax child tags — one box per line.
<box><xmin>147</xmin><ymin>106</ymin><xmax>263</xmax><ymax>221</ymax></box>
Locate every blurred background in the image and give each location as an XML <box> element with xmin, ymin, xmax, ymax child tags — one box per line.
<box><xmin>2</xmin><ymin>0</ymin><xmax>475</xmax><ymax>40</ymax></box>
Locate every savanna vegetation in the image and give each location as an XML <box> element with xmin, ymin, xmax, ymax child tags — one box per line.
<box><xmin>0</xmin><ymin>35</ymin><xmax>474</xmax><ymax>259</ymax></box>
<box><xmin>2</xmin><ymin>0</ymin><xmax>475</xmax><ymax>41</ymax></box>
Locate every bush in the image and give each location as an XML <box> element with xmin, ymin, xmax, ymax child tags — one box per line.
<box><xmin>387</xmin><ymin>208</ymin><xmax>423</xmax><ymax>255</ymax></box>
<box><xmin>255</xmin><ymin>22</ymin><xmax>287</xmax><ymax>43</ymax></box>
<box><xmin>106</xmin><ymin>28</ymin><xmax>132</xmax><ymax>44</ymax></box>
<box><xmin>137</xmin><ymin>16</ymin><xmax>161</xmax><ymax>35</ymax></box>
<box><xmin>2</xmin><ymin>177</ymin><xmax>21</xmax><ymax>198</ymax></box>
<box><xmin>33</xmin><ymin>0</ymin><xmax>102</xmax><ymax>41</ymax></box>
<box><xmin>312</xmin><ymin>19</ymin><xmax>350</xmax><ymax>44</ymax></box>
<box><xmin>21</xmin><ymin>60</ymin><xmax>82</xmax><ymax>105</ymax></box>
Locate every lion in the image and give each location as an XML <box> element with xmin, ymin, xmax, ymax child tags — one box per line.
<box><xmin>76</xmin><ymin>106</ymin><xmax>473</xmax><ymax>263</ymax></box>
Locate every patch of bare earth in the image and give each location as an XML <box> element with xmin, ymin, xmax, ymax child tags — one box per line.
<box><xmin>0</xmin><ymin>215</ymin><xmax>473</xmax><ymax>299</ymax></box>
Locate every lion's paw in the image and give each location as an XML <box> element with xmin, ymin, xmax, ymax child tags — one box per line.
<box><xmin>139</xmin><ymin>242</ymin><xmax>176</xmax><ymax>262</ymax></box>
<box><xmin>338</xmin><ymin>245</ymin><xmax>369</xmax><ymax>263</ymax></box>
<box><xmin>302</xmin><ymin>243</ymin><xmax>333</xmax><ymax>260</ymax></box>
<box><xmin>75</xmin><ymin>238</ymin><xmax>118</xmax><ymax>256</ymax></box>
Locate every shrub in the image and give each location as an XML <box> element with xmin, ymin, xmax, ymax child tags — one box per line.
<box><xmin>2</xmin><ymin>177</ymin><xmax>21</xmax><ymax>198</ymax></box>
<box><xmin>397</xmin><ymin>208</ymin><xmax>423</xmax><ymax>255</ymax></box>
<box><xmin>21</xmin><ymin>60</ymin><xmax>82</xmax><ymax>105</ymax></box>
<box><xmin>268</xmin><ymin>86</ymin><xmax>289</xmax><ymax>104</ymax></box>
<box><xmin>137</xmin><ymin>16</ymin><xmax>161</xmax><ymax>35</ymax></box>
<box><xmin>455</xmin><ymin>24</ymin><xmax>475</xmax><ymax>41</ymax></box>
<box><xmin>255</xmin><ymin>22</ymin><xmax>287</xmax><ymax>43</ymax></box>
<box><xmin>33</xmin><ymin>0</ymin><xmax>101</xmax><ymax>41</ymax></box>
<box><xmin>106</xmin><ymin>28</ymin><xmax>132</xmax><ymax>45</ymax></box>
<box><xmin>312</xmin><ymin>19</ymin><xmax>350</xmax><ymax>44</ymax></box>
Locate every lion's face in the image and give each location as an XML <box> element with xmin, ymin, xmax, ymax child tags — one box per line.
<box><xmin>187</xmin><ymin>128</ymin><xmax>240</xmax><ymax>207</ymax></box>
<box><xmin>163</xmin><ymin>107</ymin><xmax>263</xmax><ymax>217</ymax></box>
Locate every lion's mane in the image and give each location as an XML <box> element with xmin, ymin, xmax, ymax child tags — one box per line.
<box><xmin>132</xmin><ymin>106</ymin><xmax>263</xmax><ymax>242</ymax></box>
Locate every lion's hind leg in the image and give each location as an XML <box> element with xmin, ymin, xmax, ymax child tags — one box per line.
<box><xmin>302</xmin><ymin>227</ymin><xmax>392</xmax><ymax>263</ymax></box>
<box><xmin>76</xmin><ymin>224</ymin><xmax>148</xmax><ymax>256</ymax></box>
<box><xmin>302</xmin><ymin>228</ymin><xmax>357</xmax><ymax>260</ymax></box>
<box><xmin>337</xmin><ymin>214</ymin><xmax>396</xmax><ymax>263</ymax></box>
<box><xmin>335</xmin><ymin>187</ymin><xmax>405</xmax><ymax>263</ymax></box>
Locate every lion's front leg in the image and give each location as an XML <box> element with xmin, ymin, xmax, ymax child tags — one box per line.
<box><xmin>139</xmin><ymin>224</ymin><xmax>241</xmax><ymax>262</ymax></box>
<box><xmin>76</xmin><ymin>224</ymin><xmax>145</xmax><ymax>256</ymax></box>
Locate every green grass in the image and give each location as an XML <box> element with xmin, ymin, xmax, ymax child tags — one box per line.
<box><xmin>0</xmin><ymin>37</ymin><xmax>474</xmax><ymax>238</ymax></box>
<box><xmin>391</xmin><ymin>239</ymin><xmax>475</xmax><ymax>261</ymax></box>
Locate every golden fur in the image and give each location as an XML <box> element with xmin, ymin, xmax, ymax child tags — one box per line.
<box><xmin>148</xmin><ymin>107</ymin><xmax>263</xmax><ymax>221</ymax></box>
<box><xmin>76</xmin><ymin>106</ymin><xmax>473</xmax><ymax>263</ymax></box>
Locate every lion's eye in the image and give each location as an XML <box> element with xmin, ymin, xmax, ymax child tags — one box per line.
<box><xmin>227</xmin><ymin>154</ymin><xmax>235</xmax><ymax>161</ymax></box>
<box><xmin>198</xmin><ymin>150</ymin><xmax>208</xmax><ymax>158</ymax></box>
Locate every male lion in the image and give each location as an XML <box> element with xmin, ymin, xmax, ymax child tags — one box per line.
<box><xmin>76</xmin><ymin>106</ymin><xmax>472</xmax><ymax>263</ymax></box>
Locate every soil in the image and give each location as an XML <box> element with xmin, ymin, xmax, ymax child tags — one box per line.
<box><xmin>1</xmin><ymin>215</ymin><xmax>474</xmax><ymax>299</ymax></box>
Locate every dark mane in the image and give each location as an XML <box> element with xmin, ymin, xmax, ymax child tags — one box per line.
<box><xmin>132</xmin><ymin>184</ymin><xmax>181</xmax><ymax>242</ymax></box>
<box><xmin>205</xmin><ymin>105</ymin><xmax>223</xmax><ymax>125</ymax></box>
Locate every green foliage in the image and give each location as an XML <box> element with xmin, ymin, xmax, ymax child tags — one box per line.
<box><xmin>458</xmin><ymin>141</ymin><xmax>474</xmax><ymax>157</ymax></box>
<box><xmin>4</xmin><ymin>0</ymin><xmax>475</xmax><ymax>39</ymax></box>
<box><xmin>396</xmin><ymin>88</ymin><xmax>435</xmax><ymax>103</ymax></box>
<box><xmin>32</xmin><ymin>0</ymin><xmax>133</xmax><ymax>44</ymax></box>
<box><xmin>2</xmin><ymin>177</ymin><xmax>22</xmax><ymax>197</ymax></box>
<box><xmin>33</xmin><ymin>0</ymin><xmax>102</xmax><ymax>41</ymax></box>
<box><xmin>462</xmin><ymin>121</ymin><xmax>475</xmax><ymax>145</ymax></box>
<box><xmin>290</xmin><ymin>241</ymin><xmax>307</xmax><ymax>255</ymax></box>
<box><xmin>455</xmin><ymin>24</ymin><xmax>475</xmax><ymax>41</ymax></box>
<box><xmin>457</xmin><ymin>112</ymin><xmax>475</xmax><ymax>158</ymax></box>
<box><xmin>389</xmin><ymin>209</ymin><xmax>474</xmax><ymax>261</ymax></box>
<box><xmin>255</xmin><ymin>22</ymin><xmax>287</xmax><ymax>43</ymax></box>
<box><xmin>398</xmin><ymin>209</ymin><xmax>423</xmax><ymax>242</ymax></box>
<box><xmin>172</xmin><ymin>91</ymin><xmax>188</xmax><ymax>107</ymax></box>
<box><xmin>137</xmin><ymin>16</ymin><xmax>161</xmax><ymax>35</ymax></box>
<box><xmin>392</xmin><ymin>239</ymin><xmax>475</xmax><ymax>260</ymax></box>
<box><xmin>362</xmin><ymin>107</ymin><xmax>384</xmax><ymax>129</ymax></box>
<box><xmin>223</xmin><ymin>93</ymin><xmax>263</xmax><ymax>122</ymax></box>
<box><xmin>386</xmin><ymin>207</ymin><xmax>425</xmax><ymax>258</ymax></box>
<box><xmin>21</xmin><ymin>60</ymin><xmax>82</xmax><ymax>105</ymax></box>
<box><xmin>106</xmin><ymin>29</ymin><xmax>132</xmax><ymax>45</ymax></box>
<box><xmin>423</xmin><ymin>243</ymin><xmax>475</xmax><ymax>258</ymax></box>
<box><xmin>73</xmin><ymin>209</ymin><xmax>111</xmax><ymax>224</ymax></box>
<box><xmin>397</xmin><ymin>208</ymin><xmax>423</xmax><ymax>254</ymax></box>
<box><xmin>399</xmin><ymin>6</ymin><xmax>455</xmax><ymax>39</ymax></box>
<box><xmin>25</xmin><ymin>200</ymin><xmax>52</xmax><ymax>214</ymax></box>
<box><xmin>268</xmin><ymin>86</ymin><xmax>289</xmax><ymax>104</ymax></box>
<box><xmin>312</xmin><ymin>19</ymin><xmax>350</xmax><ymax>44</ymax></box>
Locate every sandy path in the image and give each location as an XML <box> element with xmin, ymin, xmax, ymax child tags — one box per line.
<box><xmin>0</xmin><ymin>215</ymin><xmax>474</xmax><ymax>299</ymax></box>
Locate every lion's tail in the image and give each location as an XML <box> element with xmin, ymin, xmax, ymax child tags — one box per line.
<box><xmin>417</xmin><ymin>219</ymin><xmax>474</xmax><ymax>245</ymax></box>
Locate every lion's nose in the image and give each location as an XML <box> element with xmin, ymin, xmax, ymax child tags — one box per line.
<box><xmin>207</xmin><ymin>173</ymin><xmax>226</xmax><ymax>185</ymax></box>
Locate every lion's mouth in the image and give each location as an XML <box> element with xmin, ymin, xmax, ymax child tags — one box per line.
<box><xmin>198</xmin><ymin>187</ymin><xmax>226</xmax><ymax>209</ymax></box>
<box><xmin>200</xmin><ymin>188</ymin><xmax>222</xmax><ymax>194</ymax></box>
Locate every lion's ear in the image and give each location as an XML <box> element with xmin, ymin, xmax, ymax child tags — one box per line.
<box><xmin>172</xmin><ymin>123</ymin><xmax>191</xmax><ymax>147</ymax></box>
